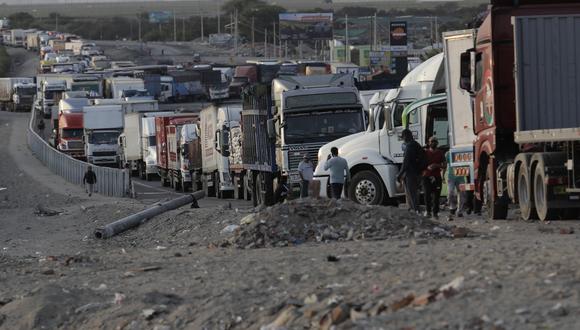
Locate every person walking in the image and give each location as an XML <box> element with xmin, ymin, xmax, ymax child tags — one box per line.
<box><xmin>397</xmin><ymin>129</ymin><xmax>424</xmax><ymax>214</ymax></box>
<box><xmin>37</xmin><ymin>118</ymin><xmax>45</xmax><ymax>140</ymax></box>
<box><xmin>297</xmin><ymin>154</ymin><xmax>314</xmax><ymax>198</ymax></box>
<box><xmin>422</xmin><ymin>136</ymin><xmax>446</xmax><ymax>219</ymax></box>
<box><xmin>323</xmin><ymin>147</ymin><xmax>350</xmax><ymax>199</ymax></box>
<box><xmin>444</xmin><ymin>151</ymin><xmax>469</xmax><ymax>220</ymax></box>
<box><xmin>83</xmin><ymin>166</ymin><xmax>97</xmax><ymax>197</ymax></box>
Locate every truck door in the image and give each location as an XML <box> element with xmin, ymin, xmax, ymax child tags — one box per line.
<box><xmin>381</xmin><ymin>100</ymin><xmax>419</xmax><ymax>163</ymax></box>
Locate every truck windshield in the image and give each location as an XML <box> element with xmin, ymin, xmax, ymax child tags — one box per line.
<box><xmin>285</xmin><ymin>93</ymin><xmax>358</xmax><ymax>109</ymax></box>
<box><xmin>44</xmin><ymin>91</ymin><xmax>55</xmax><ymax>99</ymax></box>
<box><xmin>18</xmin><ymin>87</ymin><xmax>36</xmax><ymax>96</ymax></box>
<box><xmin>123</xmin><ymin>90</ymin><xmax>149</xmax><ymax>97</ymax></box>
<box><xmin>90</xmin><ymin>132</ymin><xmax>120</xmax><ymax>145</ymax></box>
<box><xmin>284</xmin><ymin>109</ymin><xmax>364</xmax><ymax>144</ymax></box>
<box><xmin>61</xmin><ymin>129</ymin><xmax>83</xmax><ymax>138</ymax></box>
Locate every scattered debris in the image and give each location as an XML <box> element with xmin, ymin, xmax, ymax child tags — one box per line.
<box><xmin>221</xmin><ymin>224</ymin><xmax>240</xmax><ymax>234</ymax></box>
<box><xmin>34</xmin><ymin>205</ymin><xmax>62</xmax><ymax>217</ymax></box>
<box><xmin>326</xmin><ymin>255</ymin><xmax>339</xmax><ymax>262</ymax></box>
<box><xmin>221</xmin><ymin>199</ymin><xmax>460</xmax><ymax>249</ymax></box>
<box><xmin>559</xmin><ymin>227</ymin><xmax>574</xmax><ymax>235</ymax></box>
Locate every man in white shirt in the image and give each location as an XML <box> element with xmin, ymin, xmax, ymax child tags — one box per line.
<box><xmin>297</xmin><ymin>154</ymin><xmax>314</xmax><ymax>198</ymax></box>
<box><xmin>323</xmin><ymin>147</ymin><xmax>350</xmax><ymax>199</ymax></box>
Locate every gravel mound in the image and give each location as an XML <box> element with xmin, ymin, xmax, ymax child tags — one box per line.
<box><xmin>222</xmin><ymin>198</ymin><xmax>454</xmax><ymax>249</ymax></box>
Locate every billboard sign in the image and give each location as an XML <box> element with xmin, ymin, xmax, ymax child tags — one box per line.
<box><xmin>149</xmin><ymin>11</ymin><xmax>172</xmax><ymax>24</ymax></box>
<box><xmin>390</xmin><ymin>21</ymin><xmax>408</xmax><ymax>51</ymax></box>
<box><xmin>279</xmin><ymin>13</ymin><xmax>333</xmax><ymax>40</ymax></box>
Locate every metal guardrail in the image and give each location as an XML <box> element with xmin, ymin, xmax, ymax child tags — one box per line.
<box><xmin>26</xmin><ymin>109</ymin><xmax>130</xmax><ymax>197</ymax></box>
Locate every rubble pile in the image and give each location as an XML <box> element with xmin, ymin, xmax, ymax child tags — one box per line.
<box><xmin>261</xmin><ymin>276</ymin><xmax>466</xmax><ymax>330</ymax></box>
<box><xmin>222</xmin><ymin>198</ymin><xmax>464</xmax><ymax>249</ymax></box>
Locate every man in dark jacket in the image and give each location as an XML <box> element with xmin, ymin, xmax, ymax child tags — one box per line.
<box><xmin>83</xmin><ymin>166</ymin><xmax>97</xmax><ymax>197</ymax></box>
<box><xmin>396</xmin><ymin>129</ymin><xmax>422</xmax><ymax>214</ymax></box>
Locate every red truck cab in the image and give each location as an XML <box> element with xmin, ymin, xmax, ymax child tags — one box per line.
<box><xmin>462</xmin><ymin>0</ymin><xmax>580</xmax><ymax>218</ymax></box>
<box><xmin>57</xmin><ymin>112</ymin><xmax>85</xmax><ymax>159</ymax></box>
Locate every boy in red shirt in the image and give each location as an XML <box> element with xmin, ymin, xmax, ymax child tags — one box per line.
<box><xmin>422</xmin><ymin>136</ymin><xmax>446</xmax><ymax>219</ymax></box>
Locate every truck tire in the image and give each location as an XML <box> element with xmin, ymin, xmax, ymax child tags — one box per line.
<box><xmin>483</xmin><ymin>160</ymin><xmax>508</xmax><ymax>220</ymax></box>
<box><xmin>348</xmin><ymin>170</ymin><xmax>384</xmax><ymax>205</ymax></box>
<box><xmin>252</xmin><ymin>171</ymin><xmax>262</xmax><ymax>207</ymax></box>
<box><xmin>243</xmin><ymin>174</ymin><xmax>252</xmax><ymax>201</ymax></box>
<box><xmin>517</xmin><ymin>162</ymin><xmax>536</xmax><ymax>221</ymax></box>
<box><xmin>252</xmin><ymin>172</ymin><xmax>274</xmax><ymax>206</ymax></box>
<box><xmin>533</xmin><ymin>155</ymin><xmax>562</xmax><ymax>221</ymax></box>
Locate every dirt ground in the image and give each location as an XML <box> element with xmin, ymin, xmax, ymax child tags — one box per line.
<box><xmin>2</xmin><ymin>110</ymin><xmax>580</xmax><ymax>330</ymax></box>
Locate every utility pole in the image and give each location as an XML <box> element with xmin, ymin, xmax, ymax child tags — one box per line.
<box><xmin>217</xmin><ymin>0</ymin><xmax>221</xmax><ymax>34</ymax></box>
<box><xmin>138</xmin><ymin>13</ymin><xmax>142</xmax><ymax>42</ymax></box>
<box><xmin>435</xmin><ymin>16</ymin><xmax>439</xmax><ymax>47</ymax></box>
<box><xmin>234</xmin><ymin>9</ymin><xmax>238</xmax><ymax>56</ymax></box>
<box><xmin>55</xmin><ymin>14</ymin><xmax>58</xmax><ymax>31</ymax></box>
<box><xmin>373</xmin><ymin>12</ymin><xmax>377</xmax><ymax>51</ymax></box>
<box><xmin>264</xmin><ymin>28</ymin><xmax>267</xmax><ymax>58</ymax></box>
<box><xmin>272</xmin><ymin>22</ymin><xmax>276</xmax><ymax>58</ymax></box>
<box><xmin>173</xmin><ymin>12</ymin><xmax>177</xmax><ymax>42</ymax></box>
<box><xmin>345</xmin><ymin>14</ymin><xmax>349</xmax><ymax>62</ymax></box>
<box><xmin>201</xmin><ymin>13</ymin><xmax>204</xmax><ymax>42</ymax></box>
<box><xmin>251</xmin><ymin>16</ymin><xmax>255</xmax><ymax>56</ymax></box>
<box><xmin>182</xmin><ymin>18</ymin><xmax>185</xmax><ymax>41</ymax></box>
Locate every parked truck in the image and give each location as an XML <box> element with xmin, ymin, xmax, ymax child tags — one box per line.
<box><xmin>443</xmin><ymin>29</ymin><xmax>479</xmax><ymax>211</ymax></box>
<box><xmin>82</xmin><ymin>105</ymin><xmax>124</xmax><ymax>166</ymax></box>
<box><xmin>460</xmin><ymin>0</ymin><xmax>580</xmax><ymax>220</ymax></box>
<box><xmin>200</xmin><ymin>103</ymin><xmax>243</xmax><ymax>198</ymax></box>
<box><xmin>10</xmin><ymin>29</ymin><xmax>25</xmax><ymax>47</ymax></box>
<box><xmin>106</xmin><ymin>77</ymin><xmax>146</xmax><ymax>99</ymax></box>
<box><xmin>159</xmin><ymin>71</ymin><xmax>204</xmax><ymax>103</ymax></box>
<box><xmin>155</xmin><ymin>115</ymin><xmax>202</xmax><ymax>191</ymax></box>
<box><xmin>0</xmin><ymin>78</ymin><xmax>35</xmax><ymax>112</ymax></box>
<box><xmin>25</xmin><ymin>31</ymin><xmax>40</xmax><ymax>51</ymax></box>
<box><xmin>242</xmin><ymin>73</ymin><xmax>366</xmax><ymax>206</ymax></box>
<box><xmin>56</xmin><ymin>98</ymin><xmax>89</xmax><ymax>158</ymax></box>
<box><xmin>119</xmin><ymin>111</ymin><xmax>179</xmax><ymax>180</ymax></box>
<box><xmin>313</xmin><ymin>53</ymin><xmax>446</xmax><ymax>204</ymax></box>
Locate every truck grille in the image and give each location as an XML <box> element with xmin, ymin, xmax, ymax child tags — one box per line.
<box><xmin>92</xmin><ymin>151</ymin><xmax>117</xmax><ymax>157</ymax></box>
<box><xmin>67</xmin><ymin>141</ymin><xmax>84</xmax><ymax>150</ymax></box>
<box><xmin>285</xmin><ymin>143</ymin><xmax>323</xmax><ymax>173</ymax></box>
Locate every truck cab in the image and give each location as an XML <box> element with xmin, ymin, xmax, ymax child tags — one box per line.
<box><xmin>57</xmin><ymin>98</ymin><xmax>89</xmax><ymax>159</ymax></box>
<box><xmin>314</xmin><ymin>53</ymin><xmax>447</xmax><ymax>204</ymax></box>
<box><xmin>82</xmin><ymin>105</ymin><xmax>124</xmax><ymax>166</ymax></box>
<box><xmin>41</xmin><ymin>80</ymin><xmax>67</xmax><ymax>119</ymax></box>
<box><xmin>11</xmin><ymin>82</ymin><xmax>36</xmax><ymax>112</ymax></box>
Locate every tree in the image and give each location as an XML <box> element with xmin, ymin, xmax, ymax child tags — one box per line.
<box><xmin>8</xmin><ymin>12</ymin><xmax>35</xmax><ymax>29</ymax></box>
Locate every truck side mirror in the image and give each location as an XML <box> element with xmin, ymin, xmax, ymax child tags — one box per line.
<box><xmin>460</xmin><ymin>51</ymin><xmax>473</xmax><ymax>93</ymax></box>
<box><xmin>267</xmin><ymin>118</ymin><xmax>276</xmax><ymax>141</ymax></box>
<box><xmin>220</xmin><ymin>128</ymin><xmax>230</xmax><ymax>157</ymax></box>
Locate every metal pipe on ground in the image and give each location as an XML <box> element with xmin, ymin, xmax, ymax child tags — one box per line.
<box><xmin>95</xmin><ymin>191</ymin><xmax>205</xmax><ymax>239</ymax></box>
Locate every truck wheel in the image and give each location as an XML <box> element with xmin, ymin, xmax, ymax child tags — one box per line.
<box><xmin>243</xmin><ymin>174</ymin><xmax>252</xmax><ymax>201</ymax></box>
<box><xmin>517</xmin><ymin>162</ymin><xmax>537</xmax><ymax>221</ymax></box>
<box><xmin>348</xmin><ymin>171</ymin><xmax>384</xmax><ymax>205</ymax></box>
<box><xmin>483</xmin><ymin>161</ymin><xmax>508</xmax><ymax>220</ymax></box>
<box><xmin>252</xmin><ymin>172</ymin><xmax>262</xmax><ymax>207</ymax></box>
<box><xmin>233</xmin><ymin>176</ymin><xmax>242</xmax><ymax>199</ymax></box>
<box><xmin>533</xmin><ymin>161</ymin><xmax>557</xmax><ymax>221</ymax></box>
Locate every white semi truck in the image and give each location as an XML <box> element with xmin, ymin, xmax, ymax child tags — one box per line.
<box><xmin>82</xmin><ymin>105</ymin><xmax>124</xmax><ymax>166</ymax></box>
<box><xmin>442</xmin><ymin>29</ymin><xmax>479</xmax><ymax>210</ymax></box>
<box><xmin>119</xmin><ymin>111</ymin><xmax>180</xmax><ymax>180</ymax></box>
<box><xmin>313</xmin><ymin>53</ymin><xmax>446</xmax><ymax>204</ymax></box>
<box><xmin>199</xmin><ymin>103</ymin><xmax>243</xmax><ymax>198</ymax></box>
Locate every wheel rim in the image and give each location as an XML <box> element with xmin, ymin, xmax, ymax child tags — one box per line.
<box><xmin>518</xmin><ymin>170</ymin><xmax>531</xmax><ymax>219</ymax></box>
<box><xmin>534</xmin><ymin>172</ymin><xmax>546</xmax><ymax>213</ymax></box>
<box><xmin>355</xmin><ymin>179</ymin><xmax>376</xmax><ymax>205</ymax></box>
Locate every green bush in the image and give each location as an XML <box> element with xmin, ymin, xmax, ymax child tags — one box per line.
<box><xmin>0</xmin><ymin>47</ymin><xmax>11</xmax><ymax>77</ymax></box>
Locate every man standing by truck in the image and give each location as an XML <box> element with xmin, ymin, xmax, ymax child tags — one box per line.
<box><xmin>324</xmin><ymin>147</ymin><xmax>350</xmax><ymax>199</ymax></box>
<box><xmin>422</xmin><ymin>136</ymin><xmax>446</xmax><ymax>219</ymax></box>
<box><xmin>298</xmin><ymin>154</ymin><xmax>314</xmax><ymax>198</ymax></box>
<box><xmin>397</xmin><ymin>129</ymin><xmax>423</xmax><ymax>214</ymax></box>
